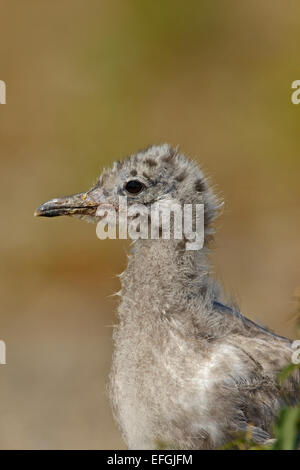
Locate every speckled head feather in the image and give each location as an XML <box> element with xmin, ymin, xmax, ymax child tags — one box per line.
<box><xmin>99</xmin><ymin>144</ymin><xmax>222</xmax><ymax>233</ymax></box>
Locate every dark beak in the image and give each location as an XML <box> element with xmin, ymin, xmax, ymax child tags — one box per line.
<box><xmin>34</xmin><ymin>192</ymin><xmax>98</xmax><ymax>218</ymax></box>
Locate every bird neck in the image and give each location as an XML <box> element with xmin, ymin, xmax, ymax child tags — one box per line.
<box><xmin>119</xmin><ymin>239</ymin><xmax>215</xmax><ymax>321</ymax></box>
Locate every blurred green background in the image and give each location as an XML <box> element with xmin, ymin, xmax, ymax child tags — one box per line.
<box><xmin>0</xmin><ymin>0</ymin><xmax>300</xmax><ymax>449</ymax></box>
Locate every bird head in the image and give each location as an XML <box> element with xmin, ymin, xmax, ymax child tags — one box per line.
<box><xmin>35</xmin><ymin>144</ymin><xmax>222</xmax><ymax>238</ymax></box>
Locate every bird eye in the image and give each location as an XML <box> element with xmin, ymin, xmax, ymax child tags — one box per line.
<box><xmin>124</xmin><ymin>180</ymin><xmax>145</xmax><ymax>195</ymax></box>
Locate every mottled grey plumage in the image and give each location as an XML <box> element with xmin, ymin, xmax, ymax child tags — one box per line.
<box><xmin>35</xmin><ymin>144</ymin><xmax>299</xmax><ymax>449</ymax></box>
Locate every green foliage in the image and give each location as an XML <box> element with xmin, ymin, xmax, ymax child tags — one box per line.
<box><xmin>278</xmin><ymin>363</ymin><xmax>300</xmax><ymax>385</ymax></box>
<box><xmin>272</xmin><ymin>406</ymin><xmax>300</xmax><ymax>450</ymax></box>
<box><xmin>221</xmin><ymin>431</ymin><xmax>272</xmax><ymax>451</ymax></box>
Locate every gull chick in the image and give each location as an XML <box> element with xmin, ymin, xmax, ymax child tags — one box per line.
<box><xmin>35</xmin><ymin>144</ymin><xmax>299</xmax><ymax>449</ymax></box>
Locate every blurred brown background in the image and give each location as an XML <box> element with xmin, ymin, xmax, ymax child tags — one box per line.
<box><xmin>0</xmin><ymin>0</ymin><xmax>300</xmax><ymax>449</ymax></box>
